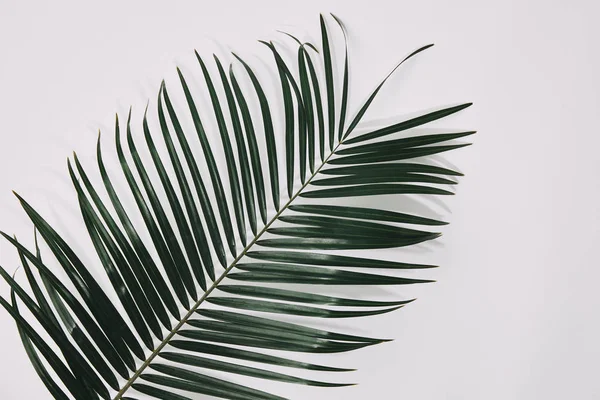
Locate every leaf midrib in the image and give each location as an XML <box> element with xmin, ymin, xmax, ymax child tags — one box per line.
<box><xmin>113</xmin><ymin>141</ymin><xmax>342</xmax><ymax>399</ymax></box>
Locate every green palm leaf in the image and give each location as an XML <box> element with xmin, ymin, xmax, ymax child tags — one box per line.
<box><xmin>0</xmin><ymin>13</ymin><xmax>474</xmax><ymax>400</ymax></box>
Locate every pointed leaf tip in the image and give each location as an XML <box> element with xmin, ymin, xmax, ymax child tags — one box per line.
<box><xmin>278</xmin><ymin>31</ymin><xmax>302</xmax><ymax>46</ymax></box>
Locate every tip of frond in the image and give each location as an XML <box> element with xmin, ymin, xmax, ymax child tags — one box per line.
<box><xmin>176</xmin><ymin>66</ymin><xmax>185</xmax><ymax>81</ymax></box>
<box><xmin>305</xmin><ymin>42</ymin><xmax>319</xmax><ymax>53</ymax></box>
<box><xmin>195</xmin><ymin>51</ymin><xmax>205</xmax><ymax>65</ymax></box>
<box><xmin>12</xmin><ymin>191</ymin><xmax>25</xmax><ymax>204</ymax></box>
<box><xmin>330</xmin><ymin>13</ymin><xmax>346</xmax><ymax>32</ymax></box>
<box><xmin>277</xmin><ymin>30</ymin><xmax>301</xmax><ymax>44</ymax></box>
<box><xmin>329</xmin><ymin>367</ymin><xmax>356</xmax><ymax>372</ymax></box>
<box><xmin>231</xmin><ymin>53</ymin><xmax>246</xmax><ymax>65</ymax></box>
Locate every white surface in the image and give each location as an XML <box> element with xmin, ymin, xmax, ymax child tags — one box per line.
<box><xmin>1</xmin><ymin>0</ymin><xmax>599</xmax><ymax>399</ymax></box>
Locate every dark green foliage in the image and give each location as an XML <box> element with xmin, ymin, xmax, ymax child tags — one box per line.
<box><xmin>0</xmin><ymin>14</ymin><xmax>473</xmax><ymax>400</ymax></box>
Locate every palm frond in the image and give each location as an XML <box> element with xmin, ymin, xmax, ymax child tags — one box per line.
<box><xmin>0</xmin><ymin>13</ymin><xmax>474</xmax><ymax>400</ymax></box>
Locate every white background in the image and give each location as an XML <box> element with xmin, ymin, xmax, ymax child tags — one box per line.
<box><xmin>1</xmin><ymin>0</ymin><xmax>599</xmax><ymax>399</ymax></box>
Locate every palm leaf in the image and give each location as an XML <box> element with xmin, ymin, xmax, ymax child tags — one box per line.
<box><xmin>0</xmin><ymin>13</ymin><xmax>474</xmax><ymax>400</ymax></box>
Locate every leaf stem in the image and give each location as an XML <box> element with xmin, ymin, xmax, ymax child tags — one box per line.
<box><xmin>113</xmin><ymin>141</ymin><xmax>342</xmax><ymax>399</ymax></box>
